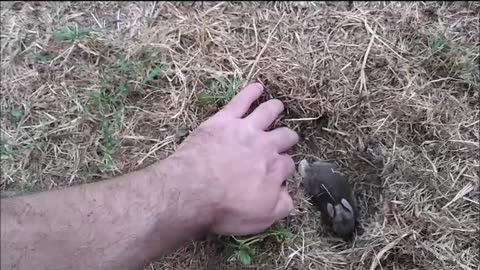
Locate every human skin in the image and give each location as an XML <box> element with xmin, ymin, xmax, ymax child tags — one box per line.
<box><xmin>1</xmin><ymin>83</ymin><xmax>299</xmax><ymax>270</ymax></box>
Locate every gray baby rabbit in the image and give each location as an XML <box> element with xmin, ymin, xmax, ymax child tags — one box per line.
<box><xmin>299</xmin><ymin>159</ymin><xmax>358</xmax><ymax>239</ymax></box>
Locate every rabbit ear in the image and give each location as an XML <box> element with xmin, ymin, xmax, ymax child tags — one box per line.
<box><xmin>327</xmin><ymin>203</ymin><xmax>335</xmax><ymax>218</ymax></box>
<box><xmin>298</xmin><ymin>159</ymin><xmax>310</xmax><ymax>178</ymax></box>
<box><xmin>341</xmin><ymin>198</ymin><xmax>353</xmax><ymax>213</ymax></box>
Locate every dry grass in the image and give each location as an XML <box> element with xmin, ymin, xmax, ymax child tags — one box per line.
<box><xmin>1</xmin><ymin>1</ymin><xmax>479</xmax><ymax>270</ymax></box>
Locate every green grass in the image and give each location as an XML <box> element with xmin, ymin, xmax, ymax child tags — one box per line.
<box><xmin>426</xmin><ymin>33</ymin><xmax>477</xmax><ymax>82</ymax></box>
<box><xmin>144</xmin><ymin>64</ymin><xmax>167</xmax><ymax>83</ymax></box>
<box><xmin>88</xmin><ymin>53</ymin><xmax>170</xmax><ymax>172</ymax></box>
<box><xmin>9</xmin><ymin>105</ymin><xmax>23</xmax><ymax>123</ymax></box>
<box><xmin>88</xmin><ymin>60</ymin><xmax>134</xmax><ymax>172</ymax></box>
<box><xmin>429</xmin><ymin>33</ymin><xmax>448</xmax><ymax>55</ymax></box>
<box><xmin>134</xmin><ymin>48</ymin><xmax>170</xmax><ymax>84</ymax></box>
<box><xmin>117</xmin><ymin>59</ymin><xmax>137</xmax><ymax>75</ymax></box>
<box><xmin>117</xmin><ymin>52</ymin><xmax>168</xmax><ymax>83</ymax></box>
<box><xmin>52</xmin><ymin>27</ymin><xmax>92</xmax><ymax>41</ymax></box>
<box><xmin>89</xmin><ymin>82</ymin><xmax>127</xmax><ymax>172</ymax></box>
<box><xmin>0</xmin><ymin>140</ymin><xmax>16</xmax><ymax>160</ymax></box>
<box><xmin>198</xmin><ymin>76</ymin><xmax>245</xmax><ymax>104</ymax></box>
<box><xmin>32</xmin><ymin>52</ymin><xmax>51</xmax><ymax>62</ymax></box>
<box><xmin>223</xmin><ymin>225</ymin><xmax>293</xmax><ymax>265</ymax></box>
<box><xmin>98</xmin><ymin>116</ymin><xmax>122</xmax><ymax>172</ymax></box>
<box><xmin>89</xmin><ymin>82</ymin><xmax>130</xmax><ymax>113</ymax></box>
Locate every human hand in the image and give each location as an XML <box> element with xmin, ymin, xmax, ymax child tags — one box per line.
<box><xmin>174</xmin><ymin>83</ymin><xmax>298</xmax><ymax>236</ymax></box>
<box><xmin>0</xmin><ymin>84</ymin><xmax>297</xmax><ymax>270</ymax></box>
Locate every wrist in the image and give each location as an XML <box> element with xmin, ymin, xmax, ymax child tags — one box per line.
<box><xmin>148</xmin><ymin>153</ymin><xmax>220</xmax><ymax>235</ymax></box>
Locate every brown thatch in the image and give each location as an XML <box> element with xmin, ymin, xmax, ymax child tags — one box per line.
<box><xmin>1</xmin><ymin>2</ymin><xmax>479</xmax><ymax>270</ymax></box>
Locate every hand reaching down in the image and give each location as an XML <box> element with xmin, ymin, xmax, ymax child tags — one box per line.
<box><xmin>1</xmin><ymin>82</ymin><xmax>299</xmax><ymax>270</ymax></box>
<box><xmin>173</xmin><ymin>83</ymin><xmax>299</xmax><ymax>235</ymax></box>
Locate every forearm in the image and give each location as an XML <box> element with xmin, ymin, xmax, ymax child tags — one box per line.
<box><xmin>1</xmin><ymin>156</ymin><xmax>213</xmax><ymax>270</ymax></box>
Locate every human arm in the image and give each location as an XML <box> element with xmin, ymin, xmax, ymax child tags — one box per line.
<box><xmin>1</xmin><ymin>160</ymin><xmax>209</xmax><ymax>270</ymax></box>
<box><xmin>1</xmin><ymin>83</ymin><xmax>299</xmax><ymax>270</ymax></box>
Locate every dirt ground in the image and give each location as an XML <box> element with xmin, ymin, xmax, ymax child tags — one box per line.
<box><xmin>1</xmin><ymin>1</ymin><xmax>479</xmax><ymax>270</ymax></box>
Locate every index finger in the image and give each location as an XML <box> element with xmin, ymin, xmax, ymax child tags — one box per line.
<box><xmin>221</xmin><ymin>83</ymin><xmax>264</xmax><ymax>118</ymax></box>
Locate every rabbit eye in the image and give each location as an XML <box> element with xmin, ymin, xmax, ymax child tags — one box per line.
<box><xmin>340</xmin><ymin>198</ymin><xmax>353</xmax><ymax>213</ymax></box>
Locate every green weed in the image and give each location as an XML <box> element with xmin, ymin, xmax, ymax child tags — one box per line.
<box><xmin>9</xmin><ymin>105</ymin><xmax>23</xmax><ymax>123</ymax></box>
<box><xmin>117</xmin><ymin>59</ymin><xmax>137</xmax><ymax>75</ymax></box>
<box><xmin>225</xmin><ymin>225</ymin><xmax>293</xmax><ymax>265</ymax></box>
<box><xmin>32</xmin><ymin>52</ymin><xmax>51</xmax><ymax>62</ymax></box>
<box><xmin>126</xmin><ymin>47</ymin><xmax>171</xmax><ymax>85</ymax></box>
<box><xmin>98</xmin><ymin>116</ymin><xmax>121</xmax><ymax>172</ymax></box>
<box><xmin>144</xmin><ymin>64</ymin><xmax>166</xmax><ymax>83</ymax></box>
<box><xmin>0</xmin><ymin>140</ymin><xmax>16</xmax><ymax>159</ymax></box>
<box><xmin>198</xmin><ymin>76</ymin><xmax>245</xmax><ymax>104</ymax></box>
<box><xmin>89</xmin><ymin>82</ymin><xmax>130</xmax><ymax>113</ymax></box>
<box><xmin>52</xmin><ymin>28</ymin><xmax>91</xmax><ymax>41</ymax></box>
<box><xmin>429</xmin><ymin>33</ymin><xmax>448</xmax><ymax>55</ymax></box>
